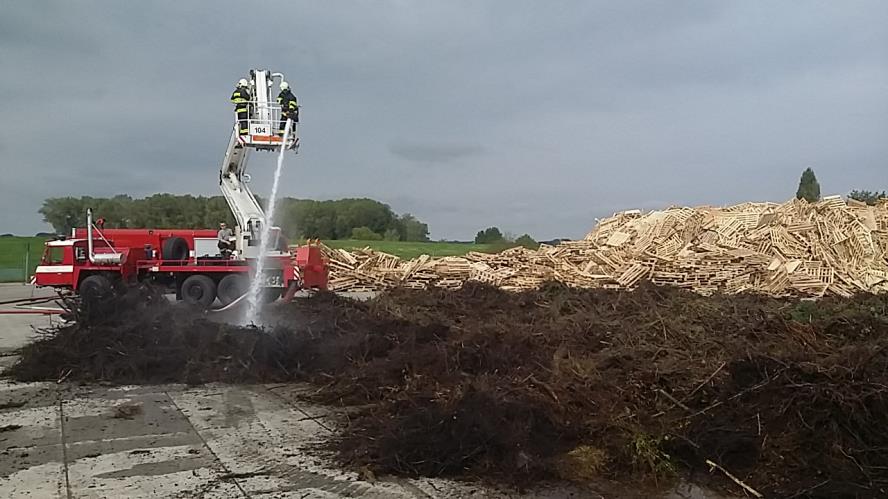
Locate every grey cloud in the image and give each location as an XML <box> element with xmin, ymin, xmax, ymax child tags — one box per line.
<box><xmin>1</xmin><ymin>1</ymin><xmax>886</xmax><ymax>240</ymax></box>
<box><xmin>0</xmin><ymin>5</ymin><xmax>100</xmax><ymax>53</ymax></box>
<box><xmin>388</xmin><ymin>142</ymin><xmax>484</xmax><ymax>164</ymax></box>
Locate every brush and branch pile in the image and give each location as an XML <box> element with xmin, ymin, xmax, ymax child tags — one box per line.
<box><xmin>324</xmin><ymin>197</ymin><xmax>888</xmax><ymax>297</ymax></box>
<box><xmin>9</xmin><ymin>284</ymin><xmax>888</xmax><ymax>497</ymax></box>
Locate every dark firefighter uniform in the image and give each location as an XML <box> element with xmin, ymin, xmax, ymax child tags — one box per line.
<box><xmin>230</xmin><ymin>86</ymin><xmax>252</xmax><ymax>135</ymax></box>
<box><xmin>277</xmin><ymin>89</ymin><xmax>299</xmax><ymax>135</ymax></box>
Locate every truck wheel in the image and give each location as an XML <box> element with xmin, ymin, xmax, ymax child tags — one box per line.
<box><xmin>181</xmin><ymin>275</ymin><xmax>217</xmax><ymax>307</ymax></box>
<box><xmin>162</xmin><ymin>237</ymin><xmax>190</xmax><ymax>262</ymax></box>
<box><xmin>80</xmin><ymin>274</ymin><xmax>113</xmax><ymax>301</ymax></box>
<box><xmin>217</xmin><ymin>274</ymin><xmax>248</xmax><ymax>306</ymax></box>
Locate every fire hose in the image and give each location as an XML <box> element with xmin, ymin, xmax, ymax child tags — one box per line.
<box><xmin>0</xmin><ymin>295</ymin><xmax>60</xmax><ymax>306</ymax></box>
<box><xmin>208</xmin><ymin>282</ymin><xmax>300</xmax><ymax>313</ymax></box>
<box><xmin>0</xmin><ymin>309</ymin><xmax>63</xmax><ymax>315</ymax></box>
<box><xmin>0</xmin><ymin>295</ymin><xmax>67</xmax><ymax>315</ymax></box>
<box><xmin>208</xmin><ymin>292</ymin><xmax>249</xmax><ymax>313</ymax></box>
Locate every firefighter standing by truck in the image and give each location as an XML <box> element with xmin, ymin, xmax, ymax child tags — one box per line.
<box><xmin>217</xmin><ymin>222</ymin><xmax>233</xmax><ymax>257</ymax></box>
<box><xmin>277</xmin><ymin>81</ymin><xmax>299</xmax><ymax>135</ymax></box>
<box><xmin>230</xmin><ymin>79</ymin><xmax>251</xmax><ymax>136</ymax></box>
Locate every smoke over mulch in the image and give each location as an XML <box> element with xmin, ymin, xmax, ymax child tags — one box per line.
<box><xmin>7</xmin><ymin>283</ymin><xmax>888</xmax><ymax>498</ymax></box>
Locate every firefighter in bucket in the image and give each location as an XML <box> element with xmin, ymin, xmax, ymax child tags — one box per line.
<box><xmin>230</xmin><ymin>79</ymin><xmax>251</xmax><ymax>136</ymax></box>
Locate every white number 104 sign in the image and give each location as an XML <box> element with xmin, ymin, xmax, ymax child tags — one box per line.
<box><xmin>250</xmin><ymin>124</ymin><xmax>270</xmax><ymax>136</ymax></box>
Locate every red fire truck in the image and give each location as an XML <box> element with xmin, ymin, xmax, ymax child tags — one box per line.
<box><xmin>34</xmin><ymin>69</ymin><xmax>327</xmax><ymax>306</ymax></box>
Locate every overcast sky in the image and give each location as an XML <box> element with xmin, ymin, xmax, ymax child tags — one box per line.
<box><xmin>2</xmin><ymin>1</ymin><xmax>886</xmax><ymax>239</ymax></box>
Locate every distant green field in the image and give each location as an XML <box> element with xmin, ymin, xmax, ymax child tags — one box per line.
<box><xmin>0</xmin><ymin>236</ymin><xmax>48</xmax><ymax>282</ymax></box>
<box><xmin>323</xmin><ymin>240</ymin><xmax>499</xmax><ymax>259</ymax></box>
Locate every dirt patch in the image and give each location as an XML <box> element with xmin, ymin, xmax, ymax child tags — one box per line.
<box><xmin>7</xmin><ymin>282</ymin><xmax>888</xmax><ymax>497</ymax></box>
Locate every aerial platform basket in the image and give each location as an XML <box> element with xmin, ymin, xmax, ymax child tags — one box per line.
<box><xmin>234</xmin><ymin>69</ymin><xmax>299</xmax><ymax>151</ymax></box>
<box><xmin>235</xmin><ymin>106</ymin><xmax>299</xmax><ymax>150</ymax></box>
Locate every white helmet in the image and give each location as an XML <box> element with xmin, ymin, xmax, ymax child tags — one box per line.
<box><xmin>237</xmin><ymin>78</ymin><xmax>248</xmax><ymax>88</ymax></box>
<box><xmin>280</xmin><ymin>81</ymin><xmax>289</xmax><ymax>91</ymax></box>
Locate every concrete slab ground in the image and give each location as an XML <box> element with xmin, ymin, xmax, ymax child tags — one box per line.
<box><xmin>0</xmin><ymin>284</ymin><xmax>63</xmax><ymax>371</ymax></box>
<box><xmin>0</xmin><ymin>285</ymin><xmax>728</xmax><ymax>498</ymax></box>
<box><xmin>2</xmin><ymin>382</ymin><xmax>608</xmax><ymax>499</ymax></box>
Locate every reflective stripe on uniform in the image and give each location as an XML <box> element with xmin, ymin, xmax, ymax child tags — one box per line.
<box><xmin>231</xmin><ymin>89</ymin><xmax>249</xmax><ymax>103</ymax></box>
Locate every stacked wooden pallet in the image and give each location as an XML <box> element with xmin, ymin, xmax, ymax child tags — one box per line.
<box><xmin>322</xmin><ymin>197</ymin><xmax>888</xmax><ymax>297</ymax></box>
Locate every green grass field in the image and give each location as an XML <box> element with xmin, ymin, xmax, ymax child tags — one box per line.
<box><xmin>0</xmin><ymin>236</ymin><xmax>48</xmax><ymax>282</ymax></box>
<box><xmin>323</xmin><ymin>239</ymin><xmax>501</xmax><ymax>259</ymax></box>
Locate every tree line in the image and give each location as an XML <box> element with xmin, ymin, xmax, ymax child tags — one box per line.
<box><xmin>473</xmin><ymin>226</ymin><xmax>539</xmax><ymax>249</ymax></box>
<box><xmin>795</xmin><ymin>167</ymin><xmax>886</xmax><ymax>206</ymax></box>
<box><xmin>36</xmin><ymin>171</ymin><xmax>883</xmax><ymax>243</ymax></box>
<box><xmin>39</xmin><ymin>195</ymin><xmax>430</xmax><ymax>242</ymax></box>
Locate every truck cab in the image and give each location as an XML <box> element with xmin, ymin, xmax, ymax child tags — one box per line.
<box><xmin>35</xmin><ymin>235</ymin><xmax>139</xmax><ymax>292</ymax></box>
<box><xmin>34</xmin><ymin>239</ymin><xmax>80</xmax><ymax>288</ymax></box>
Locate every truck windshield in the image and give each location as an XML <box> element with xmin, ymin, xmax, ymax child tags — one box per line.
<box><xmin>45</xmin><ymin>246</ymin><xmax>64</xmax><ymax>264</ymax></box>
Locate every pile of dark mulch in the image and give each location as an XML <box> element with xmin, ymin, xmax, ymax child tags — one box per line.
<box><xmin>9</xmin><ymin>284</ymin><xmax>376</xmax><ymax>384</ymax></box>
<box><xmin>8</xmin><ymin>282</ymin><xmax>888</xmax><ymax>498</ymax></box>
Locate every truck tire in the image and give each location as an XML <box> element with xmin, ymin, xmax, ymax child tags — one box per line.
<box><xmin>181</xmin><ymin>275</ymin><xmax>217</xmax><ymax>307</ymax></box>
<box><xmin>79</xmin><ymin>274</ymin><xmax>113</xmax><ymax>301</ymax></box>
<box><xmin>162</xmin><ymin>237</ymin><xmax>190</xmax><ymax>262</ymax></box>
<box><xmin>217</xmin><ymin>274</ymin><xmax>248</xmax><ymax>306</ymax></box>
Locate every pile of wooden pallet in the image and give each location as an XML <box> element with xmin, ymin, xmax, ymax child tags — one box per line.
<box><xmin>322</xmin><ymin>197</ymin><xmax>888</xmax><ymax>297</ymax></box>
